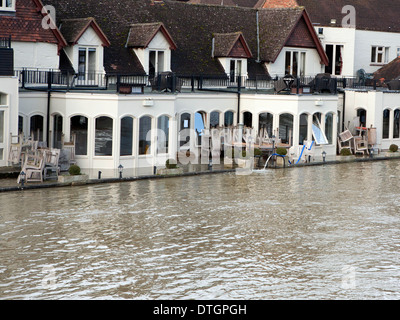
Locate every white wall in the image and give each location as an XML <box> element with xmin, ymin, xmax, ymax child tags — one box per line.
<box><xmin>265</xmin><ymin>46</ymin><xmax>325</xmax><ymax>78</ymax></box>
<box><xmin>0</xmin><ymin>76</ymin><xmax>19</xmax><ymax>166</ymax></box>
<box><xmin>316</xmin><ymin>26</ymin><xmax>356</xmax><ymax>77</ymax></box>
<box><xmin>12</xmin><ymin>42</ymin><xmax>59</xmax><ymax>70</ymax></box>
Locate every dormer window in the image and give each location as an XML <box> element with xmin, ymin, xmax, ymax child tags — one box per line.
<box><xmin>0</xmin><ymin>0</ymin><xmax>15</xmax><ymax>11</ymax></box>
<box><xmin>126</xmin><ymin>22</ymin><xmax>177</xmax><ymax>77</ymax></box>
<box><xmin>212</xmin><ymin>32</ymin><xmax>252</xmax><ymax>81</ymax></box>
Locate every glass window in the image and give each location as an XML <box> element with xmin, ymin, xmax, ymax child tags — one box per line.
<box><xmin>95</xmin><ymin>116</ymin><xmax>113</xmax><ymax>156</ymax></box>
<box><xmin>299</xmin><ymin>113</ymin><xmax>308</xmax><ymax>145</ymax></box>
<box><xmin>180</xmin><ymin>113</ymin><xmax>191</xmax><ymax>148</ymax></box>
<box><xmin>0</xmin><ymin>0</ymin><xmax>14</xmax><ymax>10</ymax></box>
<box><xmin>70</xmin><ymin>115</ymin><xmax>88</xmax><ymax>156</ymax></box>
<box><xmin>279</xmin><ymin>113</ymin><xmax>294</xmax><ymax>145</ymax></box>
<box><xmin>195</xmin><ymin>112</ymin><xmax>206</xmax><ymax>145</ymax></box>
<box><xmin>312</xmin><ymin>112</ymin><xmax>328</xmax><ymax>145</ymax></box>
<box><xmin>394</xmin><ymin>110</ymin><xmax>400</xmax><ymax>139</ymax></box>
<box><xmin>53</xmin><ymin>114</ymin><xmax>63</xmax><ymax>149</ymax></box>
<box><xmin>383</xmin><ymin>109</ymin><xmax>390</xmax><ymax>139</ymax></box>
<box><xmin>325</xmin><ymin>113</ymin><xmax>334</xmax><ymax>145</ymax></box>
<box><xmin>224</xmin><ymin>111</ymin><xmax>234</xmax><ymax>127</ymax></box>
<box><xmin>157</xmin><ymin>115</ymin><xmax>169</xmax><ymax>154</ymax></box>
<box><xmin>259</xmin><ymin>112</ymin><xmax>273</xmax><ymax>138</ymax></box>
<box><xmin>0</xmin><ymin>110</ymin><xmax>4</xmax><ymax>144</ymax></box>
<box><xmin>30</xmin><ymin>115</ymin><xmax>44</xmax><ymax>141</ymax></box>
<box><xmin>243</xmin><ymin>112</ymin><xmax>252</xmax><ymax>128</ymax></box>
<box><xmin>120</xmin><ymin>117</ymin><xmax>133</xmax><ymax>156</ymax></box>
<box><xmin>210</xmin><ymin>111</ymin><xmax>220</xmax><ymax>128</ymax></box>
<box><xmin>139</xmin><ymin>116</ymin><xmax>152</xmax><ymax>155</ymax></box>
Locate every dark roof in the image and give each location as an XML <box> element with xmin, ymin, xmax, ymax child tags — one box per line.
<box><xmin>296</xmin><ymin>0</ymin><xmax>400</xmax><ymax>33</ymax></box>
<box><xmin>373</xmin><ymin>57</ymin><xmax>400</xmax><ymax>81</ymax></box>
<box><xmin>0</xmin><ymin>0</ymin><xmax>66</xmax><ymax>50</ymax></box>
<box><xmin>59</xmin><ymin>17</ymin><xmax>110</xmax><ymax>46</ymax></box>
<box><xmin>126</xmin><ymin>22</ymin><xmax>177</xmax><ymax>49</ymax></box>
<box><xmin>188</xmin><ymin>0</ymin><xmax>260</xmax><ymax>7</ymax></box>
<box><xmin>213</xmin><ymin>32</ymin><xmax>252</xmax><ymax>58</ymax></box>
<box><xmin>46</xmin><ymin>0</ymin><xmax>325</xmax><ymax>75</ymax></box>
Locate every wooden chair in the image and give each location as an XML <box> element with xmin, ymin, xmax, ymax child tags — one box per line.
<box><xmin>17</xmin><ymin>151</ymin><xmax>46</xmax><ymax>183</ymax></box>
<box><xmin>44</xmin><ymin>148</ymin><xmax>61</xmax><ymax>180</ymax></box>
<box><xmin>338</xmin><ymin>130</ymin><xmax>354</xmax><ymax>154</ymax></box>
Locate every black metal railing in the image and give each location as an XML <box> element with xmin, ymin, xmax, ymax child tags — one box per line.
<box><xmin>14</xmin><ymin>68</ymin><xmax>400</xmax><ymax>94</ymax></box>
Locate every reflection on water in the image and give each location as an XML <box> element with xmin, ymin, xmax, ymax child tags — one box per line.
<box><xmin>1</xmin><ymin>161</ymin><xmax>400</xmax><ymax>299</ymax></box>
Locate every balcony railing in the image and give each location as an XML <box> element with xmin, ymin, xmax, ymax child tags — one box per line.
<box><xmin>14</xmin><ymin>68</ymin><xmax>400</xmax><ymax>94</ymax></box>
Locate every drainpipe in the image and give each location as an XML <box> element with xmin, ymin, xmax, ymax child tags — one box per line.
<box><xmin>47</xmin><ymin>71</ymin><xmax>52</xmax><ymax>147</ymax></box>
<box><xmin>256</xmin><ymin>10</ymin><xmax>260</xmax><ymax>63</ymax></box>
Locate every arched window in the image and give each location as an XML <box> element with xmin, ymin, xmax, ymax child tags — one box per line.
<box><xmin>259</xmin><ymin>112</ymin><xmax>273</xmax><ymax>138</ymax></box>
<box><xmin>139</xmin><ymin>116</ymin><xmax>152</xmax><ymax>155</ymax></box>
<box><xmin>299</xmin><ymin>113</ymin><xmax>308</xmax><ymax>145</ymax></box>
<box><xmin>383</xmin><ymin>109</ymin><xmax>390</xmax><ymax>139</ymax></box>
<box><xmin>95</xmin><ymin>116</ymin><xmax>113</xmax><ymax>156</ymax></box>
<box><xmin>325</xmin><ymin>113</ymin><xmax>334</xmax><ymax>144</ymax></box>
<box><xmin>120</xmin><ymin>116</ymin><xmax>133</xmax><ymax>156</ymax></box>
<box><xmin>157</xmin><ymin>115</ymin><xmax>169</xmax><ymax>154</ymax></box>
<box><xmin>224</xmin><ymin>111</ymin><xmax>234</xmax><ymax>127</ymax></box>
<box><xmin>243</xmin><ymin>112</ymin><xmax>253</xmax><ymax>128</ymax></box>
<box><xmin>393</xmin><ymin>109</ymin><xmax>400</xmax><ymax>139</ymax></box>
<box><xmin>30</xmin><ymin>115</ymin><xmax>44</xmax><ymax>141</ymax></box>
<box><xmin>53</xmin><ymin>114</ymin><xmax>63</xmax><ymax>149</ymax></box>
<box><xmin>180</xmin><ymin>113</ymin><xmax>191</xmax><ymax>147</ymax></box>
<box><xmin>195</xmin><ymin>112</ymin><xmax>206</xmax><ymax>145</ymax></box>
<box><xmin>70</xmin><ymin>115</ymin><xmax>88</xmax><ymax>156</ymax></box>
<box><xmin>210</xmin><ymin>111</ymin><xmax>220</xmax><ymax>128</ymax></box>
<box><xmin>279</xmin><ymin>113</ymin><xmax>294</xmax><ymax>145</ymax></box>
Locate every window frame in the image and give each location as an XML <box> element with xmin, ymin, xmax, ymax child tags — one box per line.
<box><xmin>0</xmin><ymin>0</ymin><xmax>15</xmax><ymax>12</ymax></box>
<box><xmin>285</xmin><ymin>50</ymin><xmax>306</xmax><ymax>77</ymax></box>
<box><xmin>371</xmin><ymin>46</ymin><xmax>389</xmax><ymax>64</ymax></box>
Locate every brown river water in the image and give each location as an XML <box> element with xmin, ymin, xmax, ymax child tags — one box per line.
<box><xmin>1</xmin><ymin>161</ymin><xmax>399</xmax><ymax>299</ymax></box>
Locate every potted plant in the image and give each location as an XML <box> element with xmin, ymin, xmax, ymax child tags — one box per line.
<box><xmin>157</xmin><ymin>158</ymin><xmax>183</xmax><ymax>175</ymax></box>
<box><xmin>58</xmin><ymin>164</ymin><xmax>89</xmax><ymax>184</ymax></box>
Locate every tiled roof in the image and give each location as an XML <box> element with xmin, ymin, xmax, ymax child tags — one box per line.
<box><xmin>126</xmin><ymin>22</ymin><xmax>177</xmax><ymax>49</ymax></box>
<box><xmin>188</xmin><ymin>0</ymin><xmax>260</xmax><ymax>7</ymax></box>
<box><xmin>46</xmin><ymin>0</ymin><xmax>324</xmax><ymax>75</ymax></box>
<box><xmin>0</xmin><ymin>0</ymin><xmax>66</xmax><ymax>49</ymax></box>
<box><xmin>213</xmin><ymin>32</ymin><xmax>252</xmax><ymax>58</ymax></box>
<box><xmin>296</xmin><ymin>0</ymin><xmax>400</xmax><ymax>33</ymax></box>
<box><xmin>59</xmin><ymin>17</ymin><xmax>110</xmax><ymax>47</ymax></box>
<box><xmin>373</xmin><ymin>57</ymin><xmax>400</xmax><ymax>81</ymax></box>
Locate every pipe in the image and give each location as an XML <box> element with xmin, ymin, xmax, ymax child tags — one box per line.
<box><xmin>256</xmin><ymin>10</ymin><xmax>260</xmax><ymax>63</ymax></box>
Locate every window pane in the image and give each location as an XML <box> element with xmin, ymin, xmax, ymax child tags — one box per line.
<box><xmin>394</xmin><ymin>110</ymin><xmax>400</xmax><ymax>139</ymax></box>
<box><xmin>383</xmin><ymin>109</ymin><xmax>390</xmax><ymax>139</ymax></box>
<box><xmin>95</xmin><ymin>116</ymin><xmax>113</xmax><ymax>156</ymax></box>
<box><xmin>180</xmin><ymin>113</ymin><xmax>191</xmax><ymax>147</ymax></box>
<box><xmin>279</xmin><ymin>113</ymin><xmax>294</xmax><ymax>145</ymax></box>
<box><xmin>285</xmin><ymin>51</ymin><xmax>291</xmax><ymax>75</ymax></box>
<box><xmin>120</xmin><ymin>117</ymin><xmax>133</xmax><ymax>156</ymax></box>
<box><xmin>139</xmin><ymin>116</ymin><xmax>152</xmax><ymax>155</ymax></box>
<box><xmin>259</xmin><ymin>112</ymin><xmax>273</xmax><ymax>138</ymax></box>
<box><xmin>53</xmin><ymin>114</ymin><xmax>63</xmax><ymax>149</ymax></box>
<box><xmin>157</xmin><ymin>116</ymin><xmax>169</xmax><ymax>154</ymax></box>
<box><xmin>30</xmin><ymin>115</ymin><xmax>44</xmax><ymax>141</ymax></box>
<box><xmin>299</xmin><ymin>113</ymin><xmax>308</xmax><ymax>145</ymax></box>
<box><xmin>224</xmin><ymin>111</ymin><xmax>234</xmax><ymax>127</ymax></box>
<box><xmin>195</xmin><ymin>112</ymin><xmax>206</xmax><ymax>145</ymax></box>
<box><xmin>325</xmin><ymin>113</ymin><xmax>333</xmax><ymax>144</ymax></box>
<box><xmin>71</xmin><ymin>115</ymin><xmax>88</xmax><ymax>156</ymax></box>
<box><xmin>210</xmin><ymin>111</ymin><xmax>220</xmax><ymax>128</ymax></box>
<box><xmin>371</xmin><ymin>47</ymin><xmax>376</xmax><ymax>63</ymax></box>
<box><xmin>292</xmin><ymin>52</ymin><xmax>298</xmax><ymax>77</ymax></box>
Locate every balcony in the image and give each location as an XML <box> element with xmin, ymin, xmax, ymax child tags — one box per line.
<box><xmin>14</xmin><ymin>68</ymin><xmax>399</xmax><ymax>95</ymax></box>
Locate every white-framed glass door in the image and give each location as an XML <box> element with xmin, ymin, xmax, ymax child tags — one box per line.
<box><xmin>0</xmin><ymin>110</ymin><xmax>6</xmax><ymax>166</ymax></box>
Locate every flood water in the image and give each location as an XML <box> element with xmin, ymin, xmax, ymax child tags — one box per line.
<box><xmin>1</xmin><ymin>161</ymin><xmax>400</xmax><ymax>300</ymax></box>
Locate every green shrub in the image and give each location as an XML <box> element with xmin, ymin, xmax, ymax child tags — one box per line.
<box><xmin>253</xmin><ymin>148</ymin><xmax>262</xmax><ymax>157</ymax></box>
<box><xmin>165</xmin><ymin>158</ymin><xmax>177</xmax><ymax>169</ymax></box>
<box><xmin>276</xmin><ymin>147</ymin><xmax>287</xmax><ymax>156</ymax></box>
<box><xmin>340</xmin><ymin>148</ymin><xmax>352</xmax><ymax>156</ymax></box>
<box><xmin>389</xmin><ymin>144</ymin><xmax>398</xmax><ymax>152</ymax></box>
<box><xmin>68</xmin><ymin>164</ymin><xmax>81</xmax><ymax>176</ymax></box>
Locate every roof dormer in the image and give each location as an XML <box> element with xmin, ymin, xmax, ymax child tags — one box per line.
<box><xmin>126</xmin><ymin>22</ymin><xmax>177</xmax><ymax>77</ymax></box>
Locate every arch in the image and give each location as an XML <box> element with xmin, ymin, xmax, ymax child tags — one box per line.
<box><xmin>243</xmin><ymin>111</ymin><xmax>253</xmax><ymax>128</ymax></box>
<box><xmin>325</xmin><ymin>112</ymin><xmax>334</xmax><ymax>144</ymax></box>
<box><xmin>70</xmin><ymin>115</ymin><xmax>88</xmax><ymax>156</ymax></box>
<box><xmin>139</xmin><ymin>115</ymin><xmax>152</xmax><ymax>155</ymax></box>
<box><xmin>279</xmin><ymin>113</ymin><xmax>294</xmax><ymax>145</ymax></box>
<box><xmin>120</xmin><ymin>116</ymin><xmax>134</xmax><ymax>156</ymax></box>
<box><xmin>210</xmin><ymin>111</ymin><xmax>220</xmax><ymax>128</ymax></box>
<box><xmin>30</xmin><ymin>114</ymin><xmax>44</xmax><ymax>141</ymax></box>
<box><xmin>356</xmin><ymin>108</ymin><xmax>367</xmax><ymax>127</ymax></box>
<box><xmin>95</xmin><ymin>116</ymin><xmax>114</xmax><ymax>156</ymax></box>
<box><xmin>224</xmin><ymin>110</ymin><xmax>234</xmax><ymax>127</ymax></box>
<box><xmin>382</xmin><ymin>108</ymin><xmax>390</xmax><ymax>139</ymax></box>
<box><xmin>259</xmin><ymin>112</ymin><xmax>274</xmax><ymax>139</ymax></box>
<box><xmin>157</xmin><ymin>115</ymin><xmax>170</xmax><ymax>154</ymax></box>
<box><xmin>299</xmin><ymin>112</ymin><xmax>308</xmax><ymax>145</ymax></box>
